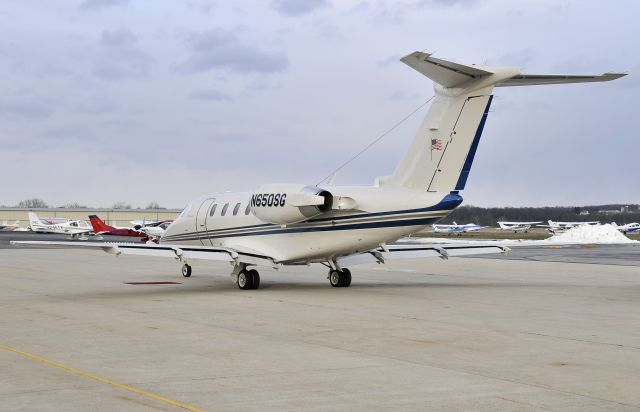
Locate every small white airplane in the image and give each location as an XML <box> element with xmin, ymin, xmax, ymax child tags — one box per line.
<box><xmin>538</xmin><ymin>220</ymin><xmax>600</xmax><ymax>234</ymax></box>
<box><xmin>0</xmin><ymin>220</ymin><xmax>21</xmax><ymax>231</ymax></box>
<box><xmin>27</xmin><ymin>212</ymin><xmax>93</xmax><ymax>239</ymax></box>
<box><xmin>497</xmin><ymin>221</ymin><xmax>542</xmax><ymax>233</ymax></box>
<box><xmin>12</xmin><ymin>51</ymin><xmax>625</xmax><ymax>289</ymax></box>
<box><xmin>611</xmin><ymin>222</ymin><xmax>640</xmax><ymax>234</ymax></box>
<box><xmin>432</xmin><ymin>222</ymin><xmax>484</xmax><ymax>235</ymax></box>
<box><xmin>138</xmin><ymin>221</ymin><xmax>172</xmax><ymax>240</ymax></box>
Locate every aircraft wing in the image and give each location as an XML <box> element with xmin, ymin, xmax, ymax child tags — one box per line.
<box><xmin>337</xmin><ymin>243</ymin><xmax>510</xmax><ymax>267</ymax></box>
<box><xmin>10</xmin><ymin>241</ymin><xmax>275</xmax><ymax>267</ymax></box>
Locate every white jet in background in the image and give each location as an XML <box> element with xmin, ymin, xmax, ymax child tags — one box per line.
<box><xmin>497</xmin><ymin>221</ymin><xmax>543</xmax><ymax>233</ymax></box>
<box><xmin>13</xmin><ymin>51</ymin><xmax>625</xmax><ymax>289</ymax></box>
<box><xmin>611</xmin><ymin>222</ymin><xmax>640</xmax><ymax>234</ymax></box>
<box><xmin>27</xmin><ymin>212</ymin><xmax>93</xmax><ymax>239</ymax></box>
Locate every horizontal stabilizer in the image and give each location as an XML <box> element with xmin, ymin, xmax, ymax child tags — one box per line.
<box><xmin>400</xmin><ymin>52</ymin><xmax>494</xmax><ymax>88</ymax></box>
<box><xmin>496</xmin><ymin>72</ymin><xmax>626</xmax><ymax>87</ymax></box>
<box><xmin>401</xmin><ymin>51</ymin><xmax>626</xmax><ymax>89</ymax></box>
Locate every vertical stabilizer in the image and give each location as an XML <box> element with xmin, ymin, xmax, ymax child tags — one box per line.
<box><xmin>387</xmin><ymin>51</ymin><xmax>625</xmax><ymax>192</ymax></box>
<box><xmin>88</xmin><ymin>215</ymin><xmax>113</xmax><ymax>233</ymax></box>
<box><xmin>28</xmin><ymin>212</ymin><xmax>40</xmax><ymax>226</ymax></box>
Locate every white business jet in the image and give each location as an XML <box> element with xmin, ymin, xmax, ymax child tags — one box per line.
<box><xmin>27</xmin><ymin>212</ymin><xmax>93</xmax><ymax>239</ymax></box>
<box><xmin>12</xmin><ymin>51</ymin><xmax>624</xmax><ymax>289</ymax></box>
<box><xmin>497</xmin><ymin>221</ymin><xmax>542</xmax><ymax>233</ymax></box>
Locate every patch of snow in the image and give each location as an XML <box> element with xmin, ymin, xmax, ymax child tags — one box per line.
<box><xmin>546</xmin><ymin>224</ymin><xmax>637</xmax><ymax>244</ymax></box>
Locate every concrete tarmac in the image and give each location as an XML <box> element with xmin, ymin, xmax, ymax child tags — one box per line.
<box><xmin>1</xmin><ymin>239</ymin><xmax>640</xmax><ymax>411</ymax></box>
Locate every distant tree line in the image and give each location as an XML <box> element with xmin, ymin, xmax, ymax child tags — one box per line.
<box><xmin>442</xmin><ymin>204</ymin><xmax>640</xmax><ymax>226</ymax></box>
<box><xmin>5</xmin><ymin>198</ymin><xmax>166</xmax><ymax>210</ymax></box>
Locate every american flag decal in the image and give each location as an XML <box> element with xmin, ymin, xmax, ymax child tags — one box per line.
<box><xmin>431</xmin><ymin>138</ymin><xmax>443</xmax><ymax>151</ymax></box>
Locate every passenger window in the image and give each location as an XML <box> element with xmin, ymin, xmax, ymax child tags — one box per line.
<box><xmin>233</xmin><ymin>203</ymin><xmax>241</xmax><ymax>216</ymax></box>
<box><xmin>221</xmin><ymin>203</ymin><xmax>229</xmax><ymax>216</ymax></box>
<box><xmin>245</xmin><ymin>203</ymin><xmax>251</xmax><ymax>215</ymax></box>
<box><xmin>209</xmin><ymin>204</ymin><xmax>217</xmax><ymax>216</ymax></box>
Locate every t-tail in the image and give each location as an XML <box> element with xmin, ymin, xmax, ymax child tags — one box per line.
<box><xmin>28</xmin><ymin>212</ymin><xmax>41</xmax><ymax>227</ymax></box>
<box><xmin>88</xmin><ymin>215</ymin><xmax>113</xmax><ymax>233</ymax></box>
<box><xmin>376</xmin><ymin>52</ymin><xmax>625</xmax><ymax>192</ymax></box>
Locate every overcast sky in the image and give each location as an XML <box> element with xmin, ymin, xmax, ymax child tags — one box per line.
<box><xmin>1</xmin><ymin>0</ymin><xmax>638</xmax><ymax>208</ymax></box>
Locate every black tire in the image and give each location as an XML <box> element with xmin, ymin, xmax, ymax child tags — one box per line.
<box><xmin>329</xmin><ymin>270</ymin><xmax>341</xmax><ymax>287</ymax></box>
<box><xmin>248</xmin><ymin>269</ymin><xmax>260</xmax><ymax>289</ymax></box>
<box><xmin>237</xmin><ymin>271</ymin><xmax>253</xmax><ymax>290</ymax></box>
<box><xmin>182</xmin><ymin>264</ymin><xmax>192</xmax><ymax>278</ymax></box>
<box><xmin>341</xmin><ymin>268</ymin><xmax>351</xmax><ymax>287</ymax></box>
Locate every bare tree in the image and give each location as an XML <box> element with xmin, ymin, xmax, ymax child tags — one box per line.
<box><xmin>112</xmin><ymin>202</ymin><xmax>132</xmax><ymax>209</ymax></box>
<box><xmin>62</xmin><ymin>202</ymin><xmax>87</xmax><ymax>208</ymax></box>
<box><xmin>145</xmin><ymin>201</ymin><xmax>163</xmax><ymax>209</ymax></box>
<box><xmin>17</xmin><ymin>198</ymin><xmax>48</xmax><ymax>208</ymax></box>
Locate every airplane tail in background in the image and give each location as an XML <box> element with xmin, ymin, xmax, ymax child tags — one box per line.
<box><xmin>28</xmin><ymin>212</ymin><xmax>40</xmax><ymax>227</ymax></box>
<box><xmin>381</xmin><ymin>52</ymin><xmax>625</xmax><ymax>192</ymax></box>
<box><xmin>88</xmin><ymin>215</ymin><xmax>113</xmax><ymax>233</ymax></box>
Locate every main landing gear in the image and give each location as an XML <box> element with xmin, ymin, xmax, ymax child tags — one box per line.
<box><xmin>182</xmin><ymin>264</ymin><xmax>192</xmax><ymax>277</ymax></box>
<box><xmin>329</xmin><ymin>268</ymin><xmax>351</xmax><ymax>288</ymax></box>
<box><xmin>237</xmin><ymin>269</ymin><xmax>260</xmax><ymax>290</ymax></box>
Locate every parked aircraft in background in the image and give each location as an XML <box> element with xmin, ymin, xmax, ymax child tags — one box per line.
<box><xmin>131</xmin><ymin>219</ymin><xmax>171</xmax><ymax>228</ymax></box>
<box><xmin>27</xmin><ymin>212</ymin><xmax>92</xmax><ymax>239</ymax></box>
<box><xmin>89</xmin><ymin>215</ymin><xmax>148</xmax><ymax>239</ymax></box>
<box><xmin>611</xmin><ymin>222</ymin><xmax>640</xmax><ymax>234</ymax></box>
<box><xmin>137</xmin><ymin>221</ymin><xmax>172</xmax><ymax>240</ymax></box>
<box><xmin>432</xmin><ymin>222</ymin><xmax>484</xmax><ymax>235</ymax></box>
<box><xmin>539</xmin><ymin>220</ymin><xmax>600</xmax><ymax>234</ymax></box>
<box><xmin>0</xmin><ymin>220</ymin><xmax>21</xmax><ymax>231</ymax></box>
<box><xmin>13</xmin><ymin>50</ymin><xmax>624</xmax><ymax>289</ymax></box>
<box><xmin>497</xmin><ymin>221</ymin><xmax>542</xmax><ymax>233</ymax></box>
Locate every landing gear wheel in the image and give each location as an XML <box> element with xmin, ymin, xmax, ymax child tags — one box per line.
<box><xmin>341</xmin><ymin>268</ymin><xmax>351</xmax><ymax>287</ymax></box>
<box><xmin>329</xmin><ymin>269</ymin><xmax>352</xmax><ymax>288</ymax></box>
<box><xmin>247</xmin><ymin>269</ymin><xmax>260</xmax><ymax>289</ymax></box>
<box><xmin>182</xmin><ymin>264</ymin><xmax>192</xmax><ymax>278</ymax></box>
<box><xmin>329</xmin><ymin>270</ymin><xmax>343</xmax><ymax>287</ymax></box>
<box><xmin>237</xmin><ymin>271</ymin><xmax>253</xmax><ymax>290</ymax></box>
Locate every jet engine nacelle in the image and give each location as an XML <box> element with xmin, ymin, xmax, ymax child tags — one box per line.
<box><xmin>250</xmin><ymin>184</ymin><xmax>333</xmax><ymax>225</ymax></box>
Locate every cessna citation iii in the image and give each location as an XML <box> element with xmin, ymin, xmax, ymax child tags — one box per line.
<box><xmin>12</xmin><ymin>51</ymin><xmax>624</xmax><ymax>289</ymax></box>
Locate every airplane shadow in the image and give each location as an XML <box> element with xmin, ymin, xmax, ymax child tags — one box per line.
<box><xmin>50</xmin><ymin>277</ymin><xmax>544</xmax><ymax>301</ymax></box>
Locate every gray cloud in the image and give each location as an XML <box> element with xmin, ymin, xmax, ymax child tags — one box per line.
<box><xmin>79</xmin><ymin>0</ymin><xmax>129</xmax><ymax>11</ymax></box>
<box><xmin>0</xmin><ymin>100</ymin><xmax>52</xmax><ymax>118</ymax></box>
<box><xmin>178</xmin><ymin>29</ymin><xmax>288</xmax><ymax>74</ymax></box>
<box><xmin>73</xmin><ymin>98</ymin><xmax>118</xmax><ymax>114</ymax></box>
<box><xmin>92</xmin><ymin>29</ymin><xmax>153</xmax><ymax>80</ymax></box>
<box><xmin>189</xmin><ymin>89</ymin><xmax>233</xmax><ymax>101</ymax></box>
<box><xmin>271</xmin><ymin>0</ymin><xmax>328</xmax><ymax>16</ymax></box>
<box><xmin>183</xmin><ymin>0</ymin><xmax>215</xmax><ymax>14</ymax></box>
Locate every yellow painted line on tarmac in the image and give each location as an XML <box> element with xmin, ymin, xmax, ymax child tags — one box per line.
<box><xmin>0</xmin><ymin>343</ymin><xmax>205</xmax><ymax>412</ymax></box>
